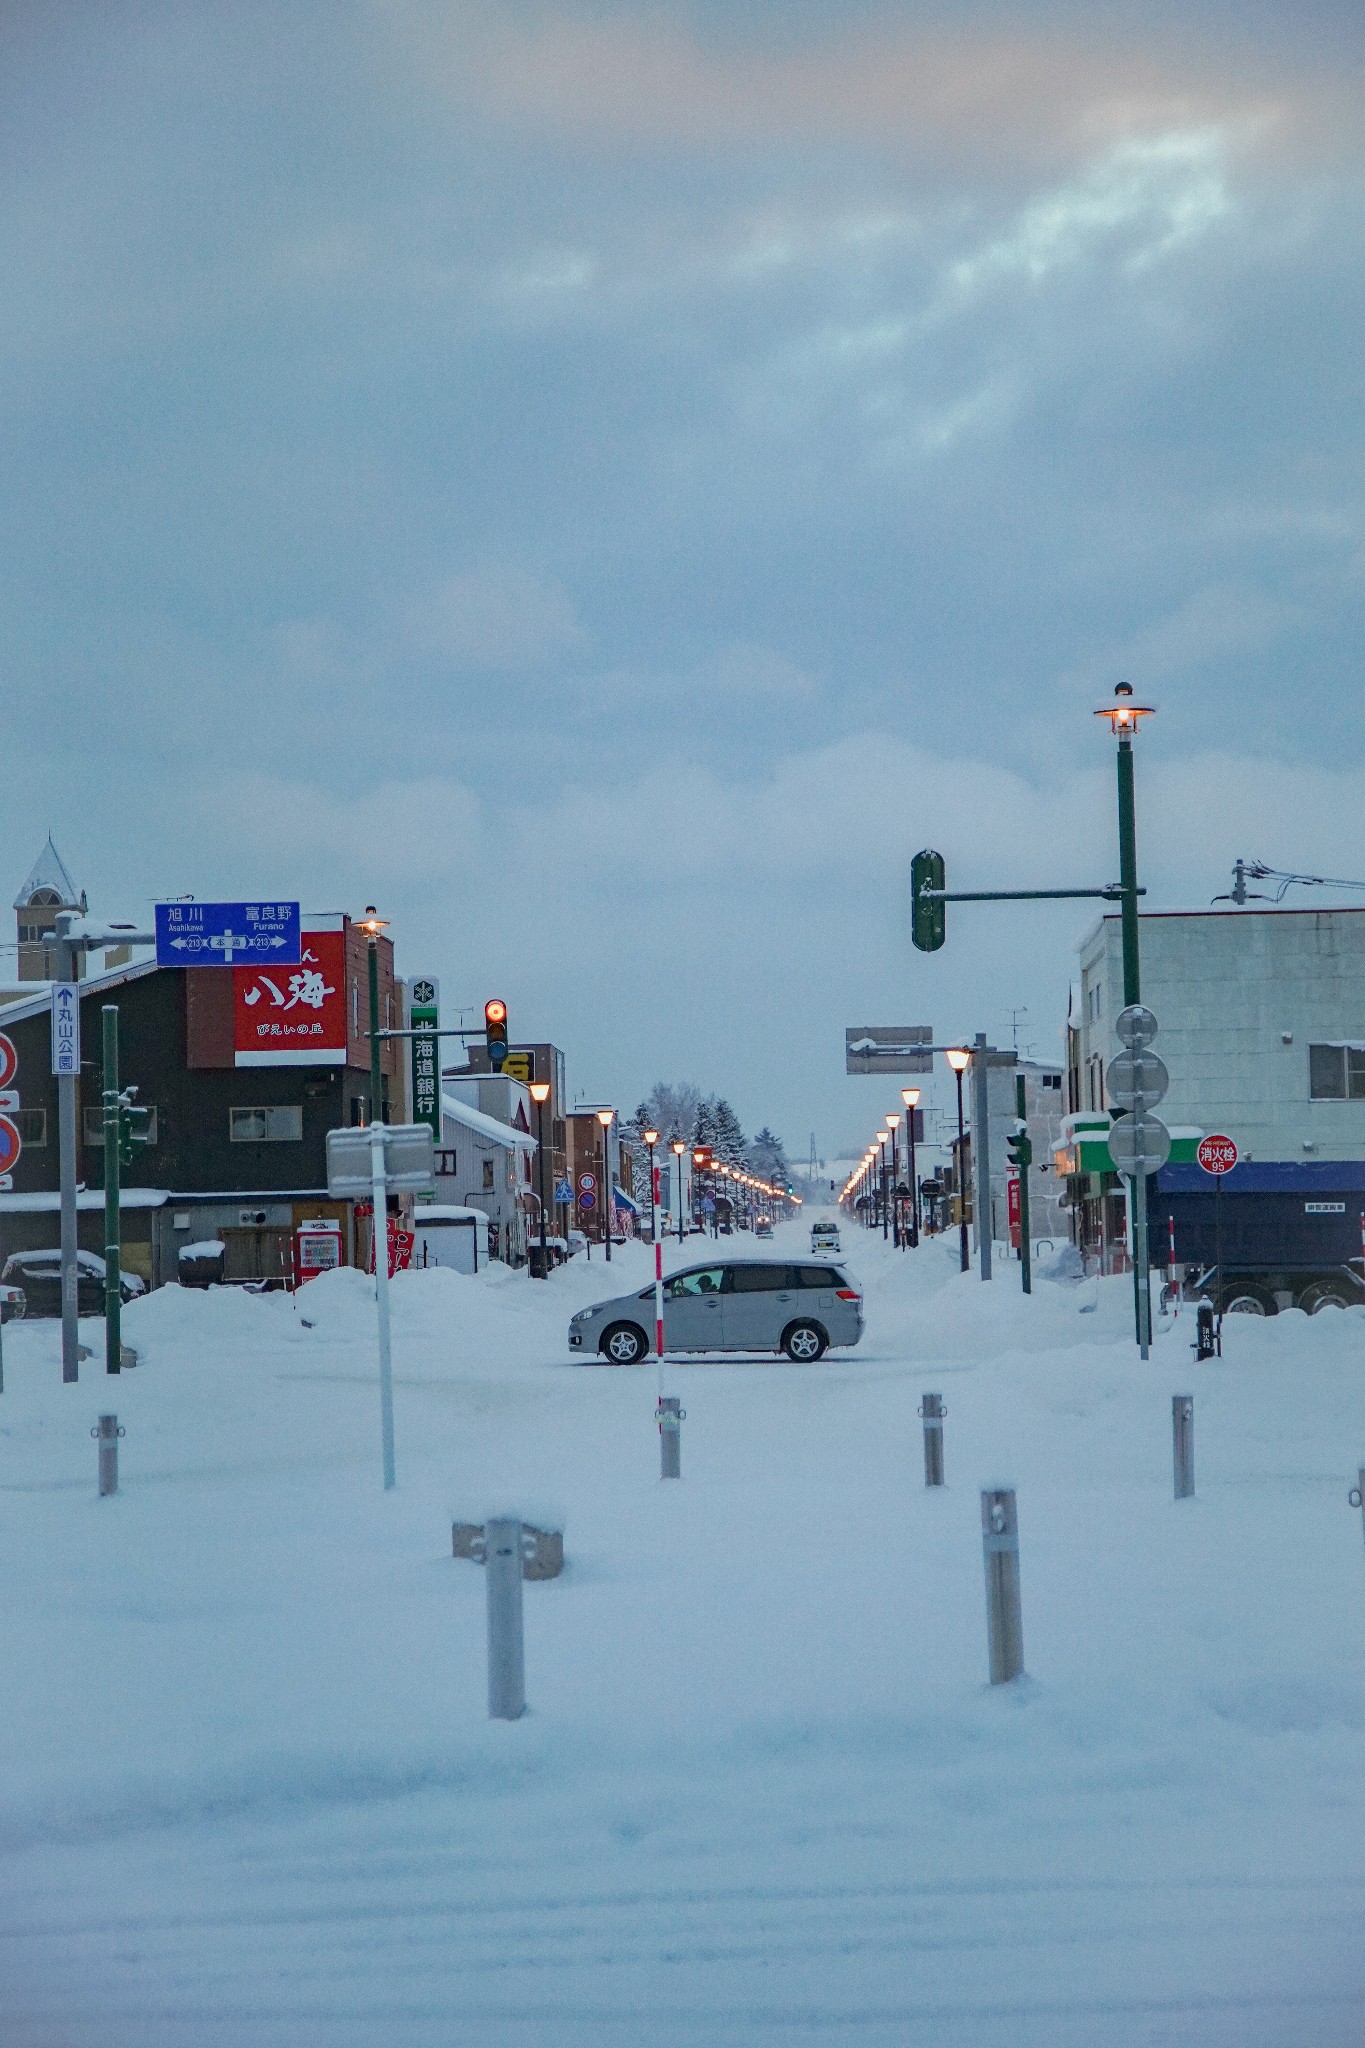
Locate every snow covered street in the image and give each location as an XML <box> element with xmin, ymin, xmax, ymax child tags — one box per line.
<box><xmin>3</xmin><ymin>1226</ymin><xmax>1365</xmax><ymax>2045</ymax></box>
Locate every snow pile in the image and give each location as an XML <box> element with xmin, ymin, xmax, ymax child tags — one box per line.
<box><xmin>0</xmin><ymin>1223</ymin><xmax>1363</xmax><ymax>2044</ymax></box>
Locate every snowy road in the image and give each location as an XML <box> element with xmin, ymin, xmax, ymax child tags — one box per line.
<box><xmin>2</xmin><ymin>1227</ymin><xmax>1364</xmax><ymax>2045</ymax></box>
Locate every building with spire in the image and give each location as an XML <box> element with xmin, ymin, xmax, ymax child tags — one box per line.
<box><xmin>13</xmin><ymin>836</ymin><xmax>86</xmax><ymax>981</ymax></box>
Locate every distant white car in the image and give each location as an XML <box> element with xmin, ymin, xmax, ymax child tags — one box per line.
<box><xmin>811</xmin><ymin>1224</ymin><xmax>841</xmax><ymax>1255</ymax></box>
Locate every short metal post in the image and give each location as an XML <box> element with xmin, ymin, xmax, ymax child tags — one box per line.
<box><xmin>94</xmin><ymin>1413</ymin><xmax>123</xmax><ymax>1496</ymax></box>
<box><xmin>485</xmin><ymin>1517</ymin><xmax>526</xmax><ymax>1720</ymax></box>
<box><xmin>658</xmin><ymin>1395</ymin><xmax>682</xmax><ymax>1479</ymax></box>
<box><xmin>1173</xmin><ymin>1395</ymin><xmax>1194</xmax><ymax>1499</ymax></box>
<box><xmin>919</xmin><ymin>1393</ymin><xmax>944</xmax><ymax>1487</ymax></box>
<box><xmin>1349</xmin><ymin>1469</ymin><xmax>1365</xmax><ymax>1550</ymax></box>
<box><xmin>981</xmin><ymin>1487</ymin><xmax>1024</xmax><ymax>1683</ymax></box>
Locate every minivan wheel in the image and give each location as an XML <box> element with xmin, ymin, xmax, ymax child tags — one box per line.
<box><xmin>782</xmin><ymin>1320</ymin><xmax>827</xmax><ymax>1363</ymax></box>
<box><xmin>600</xmin><ymin>1322</ymin><xmax>648</xmax><ymax>1366</ymax></box>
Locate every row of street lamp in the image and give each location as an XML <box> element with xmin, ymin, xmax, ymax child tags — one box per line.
<box><xmin>841</xmin><ymin>1082</ymin><xmax>929</xmax><ymax>1250</ymax></box>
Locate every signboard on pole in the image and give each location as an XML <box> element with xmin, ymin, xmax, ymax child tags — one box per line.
<box><xmin>1197</xmin><ymin>1132</ymin><xmax>1238</xmax><ymax>1176</ymax></box>
<box><xmin>845</xmin><ymin>1025</ymin><xmax>933</xmax><ymax>1075</ymax></box>
<box><xmin>234</xmin><ymin>930</ymin><xmax>347</xmax><ymax>1066</ymax></box>
<box><xmin>155</xmin><ymin>901</ymin><xmax>300</xmax><ymax>966</ymax></box>
<box><xmin>0</xmin><ymin>1032</ymin><xmax>16</xmax><ymax>1091</ymax></box>
<box><xmin>553</xmin><ymin>1178</ymin><xmax>573</xmax><ymax>1204</ymax></box>
<box><xmin>51</xmin><ymin>984</ymin><xmax>80</xmax><ymax>1076</ymax></box>
<box><xmin>325</xmin><ymin>1123</ymin><xmax>436</xmax><ymax>1197</ymax></box>
<box><xmin>409</xmin><ymin>977</ymin><xmax>440</xmax><ymax>1139</ymax></box>
<box><xmin>1106</xmin><ymin>1113</ymin><xmax>1171</xmax><ymax>1177</ymax></box>
<box><xmin>0</xmin><ymin>1113</ymin><xmax>20</xmax><ymax>1178</ymax></box>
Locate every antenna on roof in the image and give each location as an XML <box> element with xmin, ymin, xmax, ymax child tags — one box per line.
<box><xmin>1215</xmin><ymin>858</ymin><xmax>1365</xmax><ymax>905</ymax></box>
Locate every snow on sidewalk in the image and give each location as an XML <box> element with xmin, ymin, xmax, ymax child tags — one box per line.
<box><xmin>1</xmin><ymin>1226</ymin><xmax>1364</xmax><ymax>2045</ymax></box>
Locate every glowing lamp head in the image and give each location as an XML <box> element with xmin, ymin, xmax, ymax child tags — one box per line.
<box><xmin>596</xmin><ymin>1108</ymin><xmax>614</xmax><ymax>1128</ymax></box>
<box><xmin>1096</xmin><ymin>679</ymin><xmax>1155</xmax><ymax>734</ymax></box>
<box><xmin>643</xmin><ymin>1127</ymin><xmax>659</xmax><ymax>1146</ymax></box>
<box><xmin>358</xmin><ymin>904</ymin><xmax>388</xmax><ymax>938</ymax></box>
<box><xmin>529</xmin><ymin>1081</ymin><xmax>550</xmax><ymax>1103</ymax></box>
<box><xmin>671</xmin><ymin>1139</ymin><xmax>685</xmax><ymax>1156</ymax></box>
<box><xmin>886</xmin><ymin>1113</ymin><xmax>900</xmax><ymax>1130</ymax></box>
<box><xmin>945</xmin><ymin>1047</ymin><xmax>971</xmax><ymax>1073</ymax></box>
<box><xmin>901</xmin><ymin>1086</ymin><xmax>920</xmax><ymax>1108</ymax></box>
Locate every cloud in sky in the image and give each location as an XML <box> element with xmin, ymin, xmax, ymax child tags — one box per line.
<box><xmin>2</xmin><ymin>1</ymin><xmax>1364</xmax><ymax>1146</ymax></box>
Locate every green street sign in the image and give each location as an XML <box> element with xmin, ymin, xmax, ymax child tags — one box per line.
<box><xmin>911</xmin><ymin>848</ymin><xmax>946</xmax><ymax>952</ymax></box>
<box><xmin>410</xmin><ymin>977</ymin><xmax>441</xmax><ymax>1141</ymax></box>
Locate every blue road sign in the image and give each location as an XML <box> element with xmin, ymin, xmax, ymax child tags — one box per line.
<box><xmin>701</xmin><ymin>1194</ymin><xmax>716</xmax><ymax>1213</ymax></box>
<box><xmin>553</xmin><ymin>1178</ymin><xmax>573</xmax><ymax>1204</ymax></box>
<box><xmin>155</xmin><ymin>901</ymin><xmax>301</xmax><ymax>967</ymax></box>
<box><xmin>578</xmin><ymin>1191</ymin><xmax>596</xmax><ymax>1212</ymax></box>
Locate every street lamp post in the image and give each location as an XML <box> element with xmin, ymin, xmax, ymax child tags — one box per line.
<box><xmin>946</xmin><ymin>1049</ymin><xmax>971</xmax><ymax>1274</ymax></box>
<box><xmin>529</xmin><ymin>1080</ymin><xmax>551</xmax><ymax>1277</ymax></box>
<box><xmin>901</xmin><ymin>1087</ymin><xmax>921</xmax><ymax>1247</ymax></box>
<box><xmin>876</xmin><ymin>1132</ymin><xmax>889</xmax><ymax>1241</ymax></box>
<box><xmin>671</xmin><ymin>1137</ymin><xmax>686</xmax><ymax>1243</ymax></box>
<box><xmin>643</xmin><ymin>1128</ymin><xmax>663</xmax><ymax>1357</ymax></box>
<box><xmin>886</xmin><ymin>1113</ymin><xmax>901</xmax><ymax>1247</ymax></box>
<box><xmin>597</xmin><ymin>1108</ymin><xmax>615</xmax><ymax>1262</ymax></box>
<box><xmin>1096</xmin><ymin>681</ymin><xmax>1157</xmax><ymax>1354</ymax></box>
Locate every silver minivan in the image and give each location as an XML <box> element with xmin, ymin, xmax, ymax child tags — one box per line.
<box><xmin>568</xmin><ymin>1257</ymin><xmax>863</xmax><ymax>1364</ymax></box>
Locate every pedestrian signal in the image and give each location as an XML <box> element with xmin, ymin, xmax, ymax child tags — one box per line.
<box><xmin>911</xmin><ymin>849</ymin><xmax>946</xmax><ymax>952</ymax></box>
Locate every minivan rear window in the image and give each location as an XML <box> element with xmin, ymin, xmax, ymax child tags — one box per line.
<box><xmin>796</xmin><ymin>1265</ymin><xmax>839</xmax><ymax>1288</ymax></box>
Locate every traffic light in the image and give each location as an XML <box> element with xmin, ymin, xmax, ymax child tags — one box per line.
<box><xmin>484</xmin><ymin>998</ymin><xmax>508</xmax><ymax>1072</ymax></box>
<box><xmin>1006</xmin><ymin>1120</ymin><xmax>1033</xmax><ymax>1171</ymax></box>
<box><xmin>117</xmin><ymin>1100</ymin><xmax>151</xmax><ymax>1169</ymax></box>
<box><xmin>911</xmin><ymin>849</ymin><xmax>946</xmax><ymax>952</ymax></box>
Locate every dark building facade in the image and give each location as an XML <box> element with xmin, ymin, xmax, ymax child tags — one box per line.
<box><xmin>0</xmin><ymin>920</ymin><xmax>396</xmax><ymax>1288</ymax></box>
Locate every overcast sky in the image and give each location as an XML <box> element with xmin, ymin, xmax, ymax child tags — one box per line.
<box><xmin>4</xmin><ymin>1</ymin><xmax>1364</xmax><ymax>1157</ymax></box>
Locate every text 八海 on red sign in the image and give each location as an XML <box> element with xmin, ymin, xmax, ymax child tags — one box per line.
<box><xmin>234</xmin><ymin>928</ymin><xmax>347</xmax><ymax>1066</ymax></box>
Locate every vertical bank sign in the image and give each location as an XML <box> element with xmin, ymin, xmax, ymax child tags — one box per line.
<box><xmin>233</xmin><ymin>916</ymin><xmax>348</xmax><ymax>1066</ymax></box>
<box><xmin>410</xmin><ymin>978</ymin><xmax>440</xmax><ymax>1138</ymax></box>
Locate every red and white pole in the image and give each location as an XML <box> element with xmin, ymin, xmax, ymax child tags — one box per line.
<box><xmin>653</xmin><ymin>1161</ymin><xmax>665</xmax><ymax>1359</ymax></box>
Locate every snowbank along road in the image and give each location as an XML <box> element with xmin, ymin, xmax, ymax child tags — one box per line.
<box><xmin>1</xmin><ymin>1220</ymin><xmax>1364</xmax><ymax>2047</ymax></box>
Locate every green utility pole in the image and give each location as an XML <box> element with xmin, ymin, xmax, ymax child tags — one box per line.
<box><xmin>1111</xmin><ymin>689</ymin><xmax>1152</xmax><ymax>1353</ymax></box>
<box><xmin>1013</xmin><ymin>1072</ymin><xmax>1032</xmax><ymax>1296</ymax></box>
<box><xmin>102</xmin><ymin>1005</ymin><xmax>122</xmax><ymax>1377</ymax></box>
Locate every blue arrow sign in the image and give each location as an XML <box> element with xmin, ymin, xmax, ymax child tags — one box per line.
<box><xmin>155</xmin><ymin>901</ymin><xmax>301</xmax><ymax>967</ymax></box>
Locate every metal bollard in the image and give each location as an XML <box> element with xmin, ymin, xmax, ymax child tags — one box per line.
<box><xmin>1349</xmin><ymin>1469</ymin><xmax>1365</xmax><ymax>1550</ymax></box>
<box><xmin>92</xmin><ymin>1413</ymin><xmax>124</xmax><ymax>1496</ymax></box>
<box><xmin>1173</xmin><ymin>1395</ymin><xmax>1195</xmax><ymax>1499</ymax></box>
<box><xmin>485</xmin><ymin>1517</ymin><xmax>526</xmax><ymax>1721</ymax></box>
<box><xmin>919</xmin><ymin>1393</ymin><xmax>945</xmax><ymax>1487</ymax></box>
<box><xmin>658</xmin><ymin>1395</ymin><xmax>683</xmax><ymax>1480</ymax></box>
<box><xmin>981</xmin><ymin>1488</ymin><xmax>1024</xmax><ymax>1684</ymax></box>
<box><xmin>1194</xmin><ymin>1301</ymin><xmax>1218</xmax><ymax>1361</ymax></box>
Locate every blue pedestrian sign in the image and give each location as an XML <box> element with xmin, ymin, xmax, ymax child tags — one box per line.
<box><xmin>701</xmin><ymin>1194</ymin><xmax>716</xmax><ymax>1213</ymax></box>
<box><xmin>553</xmin><ymin>1178</ymin><xmax>573</xmax><ymax>1204</ymax></box>
<box><xmin>155</xmin><ymin>901</ymin><xmax>301</xmax><ymax>967</ymax></box>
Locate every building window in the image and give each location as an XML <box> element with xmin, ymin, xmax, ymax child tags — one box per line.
<box><xmin>83</xmin><ymin>1106</ymin><xmax>159</xmax><ymax>1147</ymax></box>
<box><xmin>230</xmin><ymin>1106</ymin><xmax>304</xmax><ymax>1142</ymax></box>
<box><xmin>482</xmin><ymin>1158</ymin><xmax>495</xmax><ymax>1190</ymax></box>
<box><xmin>14</xmin><ymin>1108</ymin><xmax>47</xmax><ymax>1146</ymax></box>
<box><xmin>1308</xmin><ymin>1044</ymin><xmax>1365</xmax><ymax>1100</ymax></box>
<box><xmin>435</xmin><ymin>1148</ymin><xmax>458</xmax><ymax>1175</ymax></box>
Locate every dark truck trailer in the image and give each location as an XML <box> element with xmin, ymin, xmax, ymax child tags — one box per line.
<box><xmin>1152</xmin><ymin>1160</ymin><xmax>1365</xmax><ymax>1315</ymax></box>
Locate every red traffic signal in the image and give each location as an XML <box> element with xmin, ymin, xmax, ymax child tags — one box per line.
<box><xmin>484</xmin><ymin>998</ymin><xmax>509</xmax><ymax>1070</ymax></box>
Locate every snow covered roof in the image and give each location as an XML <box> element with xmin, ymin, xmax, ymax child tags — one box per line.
<box><xmin>13</xmin><ymin>836</ymin><xmax>80</xmax><ymax>911</ymax></box>
<box><xmin>440</xmin><ymin>1092</ymin><xmax>538</xmax><ymax>1153</ymax></box>
<box><xmin>412</xmin><ymin>1205</ymin><xmax>485</xmax><ymax>1224</ymax></box>
<box><xmin>0</xmin><ymin>957</ymin><xmax>159</xmax><ymax>1026</ymax></box>
<box><xmin>0</xmin><ymin>1188</ymin><xmax>170</xmax><ymax>1213</ymax></box>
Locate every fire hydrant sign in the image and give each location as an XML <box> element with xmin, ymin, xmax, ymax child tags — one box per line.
<box><xmin>1197</xmin><ymin>1132</ymin><xmax>1239</xmax><ymax>1176</ymax></box>
<box><xmin>156</xmin><ymin>901</ymin><xmax>300</xmax><ymax>966</ymax></box>
<box><xmin>234</xmin><ymin>930</ymin><xmax>347</xmax><ymax>1066</ymax></box>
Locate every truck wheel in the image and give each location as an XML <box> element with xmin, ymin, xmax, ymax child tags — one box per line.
<box><xmin>1224</xmin><ymin>1292</ymin><xmax>1267</xmax><ymax>1316</ymax></box>
<box><xmin>600</xmin><ymin>1322</ymin><xmax>648</xmax><ymax>1365</ymax></box>
<box><xmin>1300</xmin><ymin>1283</ymin><xmax>1350</xmax><ymax>1315</ymax></box>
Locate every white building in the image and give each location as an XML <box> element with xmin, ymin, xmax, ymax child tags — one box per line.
<box><xmin>434</xmin><ymin>1075</ymin><xmax>537</xmax><ymax>1264</ymax></box>
<box><xmin>1074</xmin><ymin>906</ymin><xmax>1365</xmax><ymax>1163</ymax></box>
